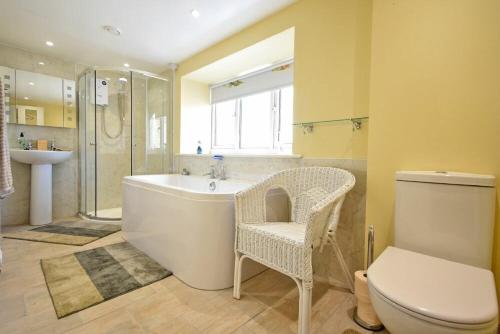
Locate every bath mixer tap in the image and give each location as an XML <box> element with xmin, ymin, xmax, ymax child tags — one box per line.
<box><xmin>203</xmin><ymin>165</ymin><xmax>216</xmax><ymax>179</ymax></box>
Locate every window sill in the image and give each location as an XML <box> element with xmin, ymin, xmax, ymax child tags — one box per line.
<box><xmin>177</xmin><ymin>153</ymin><xmax>302</xmax><ymax>159</ymax></box>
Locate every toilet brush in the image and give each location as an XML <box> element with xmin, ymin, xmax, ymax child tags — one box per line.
<box><xmin>353</xmin><ymin>225</ymin><xmax>384</xmax><ymax>331</ymax></box>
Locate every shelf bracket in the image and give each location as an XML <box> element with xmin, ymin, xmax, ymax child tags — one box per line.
<box><xmin>351</xmin><ymin>119</ymin><xmax>362</xmax><ymax>131</ymax></box>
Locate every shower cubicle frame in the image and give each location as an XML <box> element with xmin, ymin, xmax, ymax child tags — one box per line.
<box><xmin>78</xmin><ymin>66</ymin><xmax>174</xmax><ymax>221</ymax></box>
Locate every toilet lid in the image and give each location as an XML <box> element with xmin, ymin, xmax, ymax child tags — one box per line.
<box><xmin>367</xmin><ymin>247</ymin><xmax>498</xmax><ymax>325</ymax></box>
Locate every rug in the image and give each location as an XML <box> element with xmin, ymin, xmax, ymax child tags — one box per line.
<box><xmin>41</xmin><ymin>241</ymin><xmax>171</xmax><ymax>318</ymax></box>
<box><xmin>2</xmin><ymin>220</ymin><xmax>121</xmax><ymax>245</ymax></box>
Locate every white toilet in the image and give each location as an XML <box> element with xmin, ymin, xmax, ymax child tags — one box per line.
<box><xmin>367</xmin><ymin>171</ymin><xmax>498</xmax><ymax>334</ymax></box>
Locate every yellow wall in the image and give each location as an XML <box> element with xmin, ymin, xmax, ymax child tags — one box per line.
<box><xmin>366</xmin><ymin>0</ymin><xmax>500</xmax><ymax>292</ymax></box>
<box><xmin>180</xmin><ymin>78</ymin><xmax>211</xmax><ymax>154</ymax></box>
<box><xmin>174</xmin><ymin>0</ymin><xmax>372</xmax><ymax>158</ymax></box>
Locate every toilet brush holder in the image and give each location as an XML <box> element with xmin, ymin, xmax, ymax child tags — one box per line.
<box><xmin>353</xmin><ymin>225</ymin><xmax>384</xmax><ymax>331</ymax></box>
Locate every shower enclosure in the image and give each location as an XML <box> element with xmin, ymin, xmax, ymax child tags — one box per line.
<box><xmin>78</xmin><ymin>68</ymin><xmax>173</xmax><ymax>220</ymax></box>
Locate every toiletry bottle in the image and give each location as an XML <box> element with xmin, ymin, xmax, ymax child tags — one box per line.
<box><xmin>49</xmin><ymin>138</ymin><xmax>55</xmax><ymax>151</ymax></box>
<box><xmin>18</xmin><ymin>132</ymin><xmax>27</xmax><ymax>150</ymax></box>
<box><xmin>196</xmin><ymin>141</ymin><xmax>203</xmax><ymax>155</ymax></box>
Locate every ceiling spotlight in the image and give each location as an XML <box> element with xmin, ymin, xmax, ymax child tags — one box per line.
<box><xmin>103</xmin><ymin>25</ymin><xmax>122</xmax><ymax>36</ymax></box>
<box><xmin>191</xmin><ymin>9</ymin><xmax>200</xmax><ymax>18</ymax></box>
<box><xmin>118</xmin><ymin>77</ymin><xmax>128</xmax><ymax>83</ymax></box>
<box><xmin>29</xmin><ymin>82</ymin><xmax>35</xmax><ymax>86</ymax></box>
<box><xmin>38</xmin><ymin>61</ymin><xmax>45</xmax><ymax>66</ymax></box>
<box><xmin>45</xmin><ymin>41</ymin><xmax>54</xmax><ymax>47</ymax></box>
<box><xmin>24</xmin><ymin>96</ymin><xmax>29</xmax><ymax>100</ymax></box>
<box><xmin>123</xmin><ymin>63</ymin><xmax>130</xmax><ymax>68</ymax></box>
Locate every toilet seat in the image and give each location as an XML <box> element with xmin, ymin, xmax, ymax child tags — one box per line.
<box><xmin>367</xmin><ymin>247</ymin><xmax>498</xmax><ymax>329</ymax></box>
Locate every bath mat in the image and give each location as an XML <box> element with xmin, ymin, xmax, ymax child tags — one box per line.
<box><xmin>41</xmin><ymin>241</ymin><xmax>171</xmax><ymax>318</ymax></box>
<box><xmin>2</xmin><ymin>220</ymin><xmax>121</xmax><ymax>245</ymax></box>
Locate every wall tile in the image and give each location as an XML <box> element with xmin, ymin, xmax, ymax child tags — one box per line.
<box><xmin>176</xmin><ymin>155</ymin><xmax>367</xmax><ymax>282</ymax></box>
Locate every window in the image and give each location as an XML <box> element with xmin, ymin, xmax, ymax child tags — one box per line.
<box><xmin>211</xmin><ymin>86</ymin><xmax>293</xmax><ymax>153</ymax></box>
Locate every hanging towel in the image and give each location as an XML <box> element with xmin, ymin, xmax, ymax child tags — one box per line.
<box><xmin>0</xmin><ymin>78</ymin><xmax>14</xmax><ymax>199</ymax></box>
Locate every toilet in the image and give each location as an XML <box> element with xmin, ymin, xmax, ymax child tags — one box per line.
<box><xmin>367</xmin><ymin>171</ymin><xmax>498</xmax><ymax>334</ymax></box>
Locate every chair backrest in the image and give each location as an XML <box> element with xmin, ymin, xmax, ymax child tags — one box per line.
<box><xmin>263</xmin><ymin>166</ymin><xmax>354</xmax><ymax>199</ymax></box>
<box><xmin>262</xmin><ymin>167</ymin><xmax>355</xmax><ymax>248</ymax></box>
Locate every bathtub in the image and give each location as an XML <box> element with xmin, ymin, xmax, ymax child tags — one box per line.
<box><xmin>122</xmin><ymin>174</ymin><xmax>286</xmax><ymax>290</ymax></box>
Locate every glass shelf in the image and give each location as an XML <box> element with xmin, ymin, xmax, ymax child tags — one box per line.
<box><xmin>293</xmin><ymin>116</ymin><xmax>368</xmax><ymax>132</ymax></box>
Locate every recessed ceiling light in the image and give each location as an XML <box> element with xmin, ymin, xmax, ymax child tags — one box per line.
<box><xmin>29</xmin><ymin>82</ymin><xmax>35</xmax><ymax>86</ymax></box>
<box><xmin>103</xmin><ymin>25</ymin><xmax>122</xmax><ymax>36</ymax></box>
<box><xmin>123</xmin><ymin>63</ymin><xmax>130</xmax><ymax>68</ymax></box>
<box><xmin>191</xmin><ymin>9</ymin><xmax>200</xmax><ymax>18</ymax></box>
<box><xmin>24</xmin><ymin>96</ymin><xmax>29</xmax><ymax>100</ymax></box>
<box><xmin>38</xmin><ymin>61</ymin><xmax>45</xmax><ymax>66</ymax></box>
<box><xmin>45</xmin><ymin>41</ymin><xmax>54</xmax><ymax>47</ymax></box>
<box><xmin>118</xmin><ymin>77</ymin><xmax>128</xmax><ymax>83</ymax></box>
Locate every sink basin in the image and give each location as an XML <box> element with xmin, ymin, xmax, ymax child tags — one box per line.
<box><xmin>10</xmin><ymin>149</ymin><xmax>72</xmax><ymax>165</ymax></box>
<box><xmin>10</xmin><ymin>148</ymin><xmax>73</xmax><ymax>225</ymax></box>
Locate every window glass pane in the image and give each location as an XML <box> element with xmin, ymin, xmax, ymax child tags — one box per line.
<box><xmin>279</xmin><ymin>86</ymin><xmax>293</xmax><ymax>147</ymax></box>
<box><xmin>240</xmin><ymin>91</ymin><xmax>272</xmax><ymax>148</ymax></box>
<box><xmin>214</xmin><ymin>100</ymin><xmax>237</xmax><ymax>147</ymax></box>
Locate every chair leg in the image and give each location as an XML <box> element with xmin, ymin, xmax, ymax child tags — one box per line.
<box><xmin>297</xmin><ymin>280</ymin><xmax>303</xmax><ymax>334</ymax></box>
<box><xmin>233</xmin><ymin>251</ymin><xmax>242</xmax><ymax>299</ymax></box>
<box><xmin>331</xmin><ymin>238</ymin><xmax>355</xmax><ymax>293</ymax></box>
<box><xmin>300</xmin><ymin>282</ymin><xmax>312</xmax><ymax>334</ymax></box>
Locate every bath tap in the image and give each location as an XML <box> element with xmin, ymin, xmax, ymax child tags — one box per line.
<box><xmin>204</xmin><ymin>165</ymin><xmax>216</xmax><ymax>179</ymax></box>
<box><xmin>181</xmin><ymin>168</ymin><xmax>190</xmax><ymax>176</ymax></box>
<box><xmin>218</xmin><ymin>165</ymin><xmax>227</xmax><ymax>180</ymax></box>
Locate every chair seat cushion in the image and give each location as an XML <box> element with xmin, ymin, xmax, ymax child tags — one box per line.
<box><xmin>237</xmin><ymin>223</ymin><xmax>306</xmax><ymax>278</ymax></box>
<box><xmin>240</xmin><ymin>222</ymin><xmax>306</xmax><ymax>244</ymax></box>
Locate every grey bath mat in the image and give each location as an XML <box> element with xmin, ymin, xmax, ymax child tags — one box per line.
<box><xmin>41</xmin><ymin>241</ymin><xmax>172</xmax><ymax>318</ymax></box>
<box><xmin>2</xmin><ymin>220</ymin><xmax>121</xmax><ymax>245</ymax></box>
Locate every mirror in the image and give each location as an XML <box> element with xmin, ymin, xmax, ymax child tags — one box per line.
<box><xmin>0</xmin><ymin>66</ymin><xmax>76</xmax><ymax>128</ymax></box>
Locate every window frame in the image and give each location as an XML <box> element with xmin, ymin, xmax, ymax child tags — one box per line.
<box><xmin>210</xmin><ymin>86</ymin><xmax>293</xmax><ymax>154</ymax></box>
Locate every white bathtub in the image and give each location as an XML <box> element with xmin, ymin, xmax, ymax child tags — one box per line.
<box><xmin>122</xmin><ymin>174</ymin><xmax>283</xmax><ymax>290</ymax></box>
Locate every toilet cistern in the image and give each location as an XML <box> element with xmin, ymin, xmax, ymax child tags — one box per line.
<box><xmin>367</xmin><ymin>171</ymin><xmax>497</xmax><ymax>334</ymax></box>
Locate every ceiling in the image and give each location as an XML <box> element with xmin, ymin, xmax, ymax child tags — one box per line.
<box><xmin>184</xmin><ymin>27</ymin><xmax>294</xmax><ymax>85</ymax></box>
<box><xmin>0</xmin><ymin>0</ymin><xmax>295</xmax><ymax>73</ymax></box>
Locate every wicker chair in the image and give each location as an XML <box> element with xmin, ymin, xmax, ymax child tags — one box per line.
<box><xmin>233</xmin><ymin>167</ymin><xmax>356</xmax><ymax>334</ymax></box>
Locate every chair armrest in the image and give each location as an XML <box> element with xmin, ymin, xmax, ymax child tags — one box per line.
<box><xmin>235</xmin><ymin>182</ymin><xmax>268</xmax><ymax>225</ymax></box>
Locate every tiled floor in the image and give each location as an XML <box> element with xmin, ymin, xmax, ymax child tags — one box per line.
<box><xmin>86</xmin><ymin>207</ymin><xmax>123</xmax><ymax>220</ymax></box>
<box><xmin>0</xmin><ymin>222</ymin><xmax>385</xmax><ymax>334</ymax></box>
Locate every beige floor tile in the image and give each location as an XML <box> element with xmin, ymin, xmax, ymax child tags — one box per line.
<box><xmin>1</xmin><ymin>221</ymin><xmax>379</xmax><ymax>334</ymax></box>
<box><xmin>65</xmin><ymin>308</ymin><xmax>143</xmax><ymax>334</ymax></box>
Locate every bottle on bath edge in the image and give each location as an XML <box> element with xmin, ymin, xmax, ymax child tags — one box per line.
<box><xmin>196</xmin><ymin>141</ymin><xmax>203</xmax><ymax>155</ymax></box>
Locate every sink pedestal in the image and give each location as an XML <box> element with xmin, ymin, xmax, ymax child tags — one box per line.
<box><xmin>30</xmin><ymin>164</ymin><xmax>53</xmax><ymax>225</ymax></box>
<box><xmin>10</xmin><ymin>149</ymin><xmax>72</xmax><ymax>226</ymax></box>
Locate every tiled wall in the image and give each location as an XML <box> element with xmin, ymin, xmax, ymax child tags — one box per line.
<box><xmin>3</xmin><ymin>125</ymin><xmax>78</xmax><ymax>225</ymax></box>
<box><xmin>0</xmin><ymin>44</ymin><xmax>82</xmax><ymax>226</ymax></box>
<box><xmin>175</xmin><ymin>155</ymin><xmax>367</xmax><ymax>287</ymax></box>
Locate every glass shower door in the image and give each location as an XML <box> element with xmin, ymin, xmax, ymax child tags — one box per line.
<box><xmin>132</xmin><ymin>72</ymin><xmax>172</xmax><ymax>175</ymax></box>
<box><xmin>79</xmin><ymin>71</ymin><xmax>96</xmax><ymax>217</ymax></box>
<box><xmin>78</xmin><ymin>68</ymin><xmax>172</xmax><ymax>221</ymax></box>
<box><xmin>94</xmin><ymin>70</ymin><xmax>132</xmax><ymax>219</ymax></box>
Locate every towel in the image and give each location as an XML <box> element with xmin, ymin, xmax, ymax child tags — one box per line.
<box><xmin>0</xmin><ymin>78</ymin><xmax>14</xmax><ymax>199</ymax></box>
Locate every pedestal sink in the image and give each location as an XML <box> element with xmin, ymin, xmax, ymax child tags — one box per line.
<box><xmin>10</xmin><ymin>149</ymin><xmax>72</xmax><ymax>225</ymax></box>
